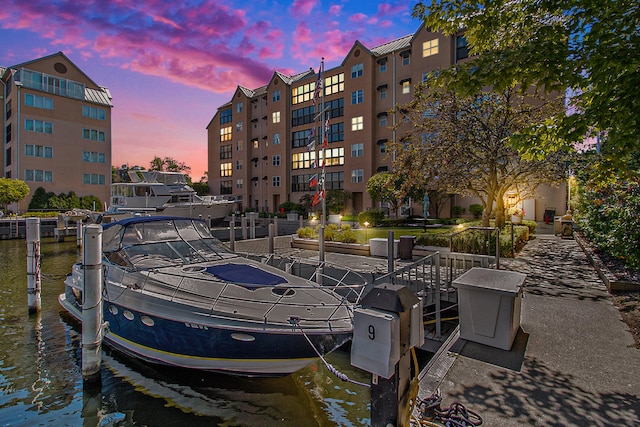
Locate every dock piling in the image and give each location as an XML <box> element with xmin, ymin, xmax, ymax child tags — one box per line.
<box><xmin>82</xmin><ymin>224</ymin><xmax>104</xmax><ymax>382</ymax></box>
<box><xmin>26</xmin><ymin>217</ymin><xmax>41</xmax><ymax>314</ymax></box>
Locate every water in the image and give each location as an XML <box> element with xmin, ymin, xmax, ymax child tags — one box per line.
<box><xmin>0</xmin><ymin>238</ymin><xmax>371</xmax><ymax>426</ymax></box>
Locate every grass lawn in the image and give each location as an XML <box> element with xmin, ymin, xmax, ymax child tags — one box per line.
<box><xmin>352</xmin><ymin>226</ymin><xmax>451</xmax><ymax>244</ymax></box>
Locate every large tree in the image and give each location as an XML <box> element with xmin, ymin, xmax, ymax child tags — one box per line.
<box><xmin>0</xmin><ymin>178</ymin><xmax>30</xmax><ymax>213</ymax></box>
<box><xmin>366</xmin><ymin>172</ymin><xmax>423</xmax><ymax>218</ymax></box>
<box><xmin>414</xmin><ymin>0</ymin><xmax>640</xmax><ymax>178</ymax></box>
<box><xmin>391</xmin><ymin>84</ymin><xmax>567</xmax><ymax>227</ymax></box>
<box><xmin>148</xmin><ymin>156</ymin><xmax>191</xmax><ymax>175</ymax></box>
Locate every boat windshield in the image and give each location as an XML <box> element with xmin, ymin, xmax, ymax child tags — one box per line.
<box><xmin>103</xmin><ymin>218</ymin><xmax>235</xmax><ymax>267</ymax></box>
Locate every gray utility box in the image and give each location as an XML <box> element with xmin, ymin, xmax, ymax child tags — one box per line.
<box><xmin>452</xmin><ymin>267</ymin><xmax>526</xmax><ymax>350</ymax></box>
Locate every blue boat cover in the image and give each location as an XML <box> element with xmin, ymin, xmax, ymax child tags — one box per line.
<box><xmin>205</xmin><ymin>264</ymin><xmax>286</xmax><ymax>288</ymax></box>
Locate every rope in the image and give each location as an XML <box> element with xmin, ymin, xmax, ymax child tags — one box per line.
<box><xmin>412</xmin><ymin>390</ymin><xmax>483</xmax><ymax>427</ymax></box>
<box><xmin>292</xmin><ymin>319</ymin><xmax>370</xmax><ymax>387</ymax></box>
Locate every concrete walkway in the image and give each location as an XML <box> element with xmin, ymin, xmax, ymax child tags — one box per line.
<box><xmin>423</xmin><ymin>234</ymin><xmax>640</xmax><ymax>426</ymax></box>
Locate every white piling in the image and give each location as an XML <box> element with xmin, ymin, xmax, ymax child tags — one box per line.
<box><xmin>242</xmin><ymin>216</ymin><xmax>248</xmax><ymax>240</ymax></box>
<box><xmin>82</xmin><ymin>224</ymin><xmax>104</xmax><ymax>382</ymax></box>
<box><xmin>230</xmin><ymin>214</ymin><xmax>236</xmax><ymax>252</ymax></box>
<box><xmin>387</xmin><ymin>231</ymin><xmax>394</xmax><ymax>273</ymax></box>
<box><xmin>249</xmin><ymin>213</ymin><xmax>256</xmax><ymax>239</ymax></box>
<box><xmin>268</xmin><ymin>223</ymin><xmax>275</xmax><ymax>254</ymax></box>
<box><xmin>26</xmin><ymin>217</ymin><xmax>41</xmax><ymax>314</ymax></box>
<box><xmin>76</xmin><ymin>219</ymin><xmax>83</xmax><ymax>247</ymax></box>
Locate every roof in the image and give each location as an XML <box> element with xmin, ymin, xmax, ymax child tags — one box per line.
<box><xmin>370</xmin><ymin>33</ymin><xmax>414</xmax><ymax>57</ymax></box>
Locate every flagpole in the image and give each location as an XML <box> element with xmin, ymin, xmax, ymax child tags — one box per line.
<box><xmin>319</xmin><ymin>58</ymin><xmax>326</xmax><ymax>264</ymax></box>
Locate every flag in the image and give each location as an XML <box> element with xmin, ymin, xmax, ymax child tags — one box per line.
<box><xmin>310</xmin><ymin>159</ymin><xmax>317</xmax><ymax>169</ymax></box>
<box><xmin>312</xmin><ymin>60</ymin><xmax>324</xmax><ymax>105</ymax></box>
<box><xmin>322</xmin><ymin>135</ymin><xmax>328</xmax><ymax>149</ymax></box>
<box><xmin>310</xmin><ymin>174</ymin><xmax>318</xmax><ymax>187</ymax></box>
<box><xmin>307</xmin><ymin>127</ymin><xmax>316</xmax><ymax>143</ymax></box>
<box><xmin>312</xmin><ymin>192</ymin><xmax>320</xmax><ymax>206</ymax></box>
<box><xmin>307</xmin><ymin>140</ymin><xmax>315</xmax><ymax>151</ymax></box>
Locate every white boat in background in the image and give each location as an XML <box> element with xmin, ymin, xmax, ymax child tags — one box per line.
<box><xmin>107</xmin><ymin>171</ymin><xmax>237</xmax><ymax>223</ymax></box>
<box><xmin>59</xmin><ymin>216</ymin><xmax>355</xmax><ymax>376</ymax></box>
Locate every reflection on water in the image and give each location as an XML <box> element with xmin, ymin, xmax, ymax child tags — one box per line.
<box><xmin>0</xmin><ymin>238</ymin><xmax>370</xmax><ymax>426</ymax></box>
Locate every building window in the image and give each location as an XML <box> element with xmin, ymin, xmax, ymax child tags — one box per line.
<box><xmin>236</xmin><ymin>179</ymin><xmax>243</xmax><ymax>189</ymax></box>
<box><xmin>324</xmin><ymin>98</ymin><xmax>344</xmax><ymax>118</ymax></box>
<box><xmin>351</xmin><ymin>143</ymin><xmax>363</xmax><ymax>157</ymax></box>
<box><xmin>236</xmin><ymin>160</ymin><xmax>242</xmax><ymax>170</ymax></box>
<box><xmin>220</xmin><ymin>126</ymin><xmax>232</xmax><ymax>142</ymax></box>
<box><xmin>351</xmin><ymin>169</ymin><xmax>364</xmax><ymax>183</ymax></box>
<box><xmin>5</xmin><ymin>101</ymin><xmax>11</xmax><ymax>120</ymax></box>
<box><xmin>272</xmin><ymin>90</ymin><xmax>281</xmax><ymax>102</ymax></box>
<box><xmin>82</xmin><ymin>128</ymin><xmax>106</xmax><ymax>141</ymax></box>
<box><xmin>272</xmin><ymin>111</ymin><xmax>281</xmax><ymax>123</ymax></box>
<box><xmin>21</xmin><ymin>69</ymin><xmax>85</xmax><ymax>99</ymax></box>
<box><xmin>253</xmin><ymin>139</ymin><xmax>259</xmax><ymax>149</ymax></box>
<box><xmin>379</xmin><ymin>59</ymin><xmax>387</xmax><ymax>72</ymax></box>
<box><xmin>380</xmin><ymin>87</ymin><xmax>387</xmax><ymax>100</ymax></box>
<box><xmin>236</xmin><ymin>140</ymin><xmax>243</xmax><ymax>151</ymax></box>
<box><xmin>292</xmin><ymin>82</ymin><xmax>315</xmax><ymax>105</ymax></box>
<box><xmin>379</xmin><ymin>116</ymin><xmax>388</xmax><ymax>127</ymax></box>
<box><xmin>5</xmin><ymin>147</ymin><xmax>11</xmax><ymax>167</ymax></box>
<box><xmin>220</xmin><ymin>162</ymin><xmax>232</xmax><ymax>177</ymax></box>
<box><xmin>6</xmin><ymin>124</ymin><xmax>11</xmax><ymax>142</ymax></box>
<box><xmin>292</xmin><ymin>105</ymin><xmax>316</xmax><ymax>126</ymax></box>
<box><xmin>236</xmin><ymin>102</ymin><xmax>243</xmax><ymax>113</ymax></box>
<box><xmin>220</xmin><ymin>108</ymin><xmax>232</xmax><ymax>124</ymax></box>
<box><xmin>324</xmin><ymin>73</ymin><xmax>344</xmax><ymax>96</ymax></box>
<box><xmin>82</xmin><ymin>105</ymin><xmax>106</xmax><ymax>119</ymax></box>
<box><xmin>351</xmin><ymin>63</ymin><xmax>363</xmax><ymax>78</ymax></box>
<box><xmin>351</xmin><ymin>90</ymin><xmax>364</xmax><ymax>105</ymax></box>
<box><xmin>327</xmin><ymin>122</ymin><xmax>344</xmax><ymax>143</ymax></box>
<box><xmin>401</xmin><ymin>52</ymin><xmax>411</xmax><ymax>66</ymax></box>
<box><xmin>351</xmin><ymin>116</ymin><xmax>363</xmax><ymax>131</ymax></box>
<box><xmin>272</xmin><ymin>155</ymin><xmax>281</xmax><ymax>166</ymax></box>
<box><xmin>25</xmin><ymin>144</ymin><xmax>53</xmax><ymax>158</ymax></box>
<box><xmin>220</xmin><ymin>180</ymin><xmax>232</xmax><ymax>194</ymax></box>
<box><xmin>423</xmin><ymin>39</ymin><xmax>439</xmax><ymax>57</ymax></box>
<box><xmin>272</xmin><ymin>176</ymin><xmax>281</xmax><ymax>187</ymax></box>
<box><xmin>292</xmin><ymin>151</ymin><xmax>316</xmax><ymax>170</ymax></box>
<box><xmin>82</xmin><ymin>173</ymin><xmax>105</xmax><ymax>185</ymax></box>
<box><xmin>456</xmin><ymin>35</ymin><xmax>469</xmax><ymax>60</ymax></box>
<box><xmin>236</xmin><ymin>122</ymin><xmax>243</xmax><ymax>132</ymax></box>
<box><xmin>292</xmin><ymin>129</ymin><xmax>313</xmax><ymax>148</ymax></box>
<box><xmin>220</xmin><ymin>144</ymin><xmax>233</xmax><ymax>159</ymax></box>
<box><xmin>24</xmin><ymin>169</ymin><xmax>53</xmax><ymax>182</ymax></box>
<box><xmin>402</xmin><ymin>80</ymin><xmax>411</xmax><ymax>94</ymax></box>
<box><xmin>26</xmin><ymin>119</ymin><xmax>53</xmax><ymax>134</ymax></box>
<box><xmin>273</xmin><ymin>133</ymin><xmax>280</xmax><ymax>144</ymax></box>
<box><xmin>82</xmin><ymin>151</ymin><xmax>105</xmax><ymax>163</ymax></box>
<box><xmin>320</xmin><ymin>147</ymin><xmax>344</xmax><ymax>167</ymax></box>
<box><xmin>26</xmin><ymin>93</ymin><xmax>53</xmax><ymax>110</ymax></box>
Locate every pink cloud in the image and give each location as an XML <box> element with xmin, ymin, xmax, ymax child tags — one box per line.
<box><xmin>290</xmin><ymin>0</ymin><xmax>318</xmax><ymax>17</ymax></box>
<box><xmin>349</xmin><ymin>13</ymin><xmax>368</xmax><ymax>23</ymax></box>
<box><xmin>328</xmin><ymin>5</ymin><xmax>342</xmax><ymax>16</ymax></box>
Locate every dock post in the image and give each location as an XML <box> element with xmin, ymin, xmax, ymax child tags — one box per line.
<box><xmin>76</xmin><ymin>220</ymin><xmax>83</xmax><ymax>247</ymax></box>
<box><xmin>82</xmin><ymin>224</ymin><xmax>104</xmax><ymax>382</ymax></box>
<box><xmin>26</xmin><ymin>217</ymin><xmax>41</xmax><ymax>314</ymax></box>
<box><xmin>242</xmin><ymin>215</ymin><xmax>247</xmax><ymax>240</ymax></box>
<box><xmin>273</xmin><ymin>216</ymin><xmax>279</xmax><ymax>237</ymax></box>
<box><xmin>249</xmin><ymin>213</ymin><xmax>256</xmax><ymax>239</ymax></box>
<box><xmin>268</xmin><ymin>223</ymin><xmax>275</xmax><ymax>254</ymax></box>
<box><xmin>230</xmin><ymin>214</ymin><xmax>236</xmax><ymax>251</ymax></box>
<box><xmin>387</xmin><ymin>231</ymin><xmax>394</xmax><ymax>274</ymax></box>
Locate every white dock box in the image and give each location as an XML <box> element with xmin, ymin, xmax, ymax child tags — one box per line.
<box><xmin>452</xmin><ymin>267</ymin><xmax>525</xmax><ymax>350</ymax></box>
<box><xmin>351</xmin><ymin>307</ymin><xmax>400</xmax><ymax>378</ymax></box>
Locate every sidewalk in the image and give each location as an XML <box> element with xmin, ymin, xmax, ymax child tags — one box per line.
<box><xmin>422</xmin><ymin>234</ymin><xmax>640</xmax><ymax>426</ymax></box>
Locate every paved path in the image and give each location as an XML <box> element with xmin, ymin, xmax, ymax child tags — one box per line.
<box><xmin>426</xmin><ymin>235</ymin><xmax>640</xmax><ymax>426</ymax></box>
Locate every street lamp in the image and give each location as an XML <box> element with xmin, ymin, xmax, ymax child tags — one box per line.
<box><xmin>363</xmin><ymin>221</ymin><xmax>369</xmax><ymax>241</ymax></box>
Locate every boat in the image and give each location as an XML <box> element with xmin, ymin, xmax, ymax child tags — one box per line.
<box><xmin>59</xmin><ymin>216</ymin><xmax>354</xmax><ymax>376</ymax></box>
<box><xmin>107</xmin><ymin>171</ymin><xmax>237</xmax><ymax>223</ymax></box>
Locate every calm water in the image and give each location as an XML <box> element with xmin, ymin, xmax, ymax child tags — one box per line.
<box><xmin>0</xmin><ymin>238</ymin><xmax>371</xmax><ymax>426</ymax></box>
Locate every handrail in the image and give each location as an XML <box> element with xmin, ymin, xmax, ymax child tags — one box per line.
<box><xmin>448</xmin><ymin>226</ymin><xmax>500</xmax><ymax>269</ymax></box>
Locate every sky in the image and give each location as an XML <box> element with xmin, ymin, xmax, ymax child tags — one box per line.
<box><xmin>0</xmin><ymin>0</ymin><xmax>422</xmax><ymax>180</ymax></box>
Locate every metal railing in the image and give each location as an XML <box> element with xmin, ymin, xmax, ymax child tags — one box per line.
<box><xmin>448</xmin><ymin>226</ymin><xmax>500</xmax><ymax>269</ymax></box>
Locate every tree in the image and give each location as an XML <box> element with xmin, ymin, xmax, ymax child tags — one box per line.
<box><xmin>0</xmin><ymin>178</ymin><xmax>30</xmax><ymax>213</ymax></box>
<box><xmin>192</xmin><ymin>172</ymin><xmax>209</xmax><ymax>196</ymax></box>
<box><xmin>366</xmin><ymin>172</ymin><xmax>423</xmax><ymax>218</ymax></box>
<box><xmin>413</xmin><ymin>0</ymin><xmax>640</xmax><ymax>178</ymax></box>
<box><xmin>149</xmin><ymin>156</ymin><xmax>191</xmax><ymax>176</ymax></box>
<box><xmin>391</xmin><ymin>84</ymin><xmax>567</xmax><ymax>228</ymax></box>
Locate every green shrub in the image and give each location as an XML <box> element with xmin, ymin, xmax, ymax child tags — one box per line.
<box><xmin>469</xmin><ymin>204</ymin><xmax>483</xmax><ymax>219</ymax></box>
<box><xmin>333</xmin><ymin>229</ymin><xmax>357</xmax><ymax>243</ymax></box>
<box><xmin>358</xmin><ymin>209</ymin><xmax>385</xmax><ymax>226</ymax></box>
<box><xmin>297</xmin><ymin>227</ymin><xmax>316</xmax><ymax>239</ymax></box>
<box><xmin>452</xmin><ymin>206</ymin><xmax>465</xmax><ymax>218</ymax></box>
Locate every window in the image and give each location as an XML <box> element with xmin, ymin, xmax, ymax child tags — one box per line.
<box><xmin>82</xmin><ymin>173</ymin><xmax>105</xmax><ymax>185</ymax></box>
<box><xmin>423</xmin><ymin>39</ymin><xmax>439</xmax><ymax>57</ymax></box>
<box><xmin>220</xmin><ymin>108</ymin><xmax>232</xmax><ymax>124</ymax></box>
<box><xmin>379</xmin><ymin>116</ymin><xmax>387</xmax><ymax>127</ymax></box>
<box><xmin>351</xmin><ymin>63</ymin><xmax>363</xmax><ymax>78</ymax></box>
<box><xmin>272</xmin><ymin>90</ymin><xmax>281</xmax><ymax>102</ymax></box>
<box><xmin>21</xmin><ymin>69</ymin><xmax>85</xmax><ymax>99</ymax></box>
<box><xmin>324</xmin><ymin>171</ymin><xmax>344</xmax><ymax>190</ymax></box>
<box><xmin>351</xmin><ymin>143</ymin><xmax>363</xmax><ymax>157</ymax></box>
<box><xmin>456</xmin><ymin>35</ymin><xmax>469</xmax><ymax>60</ymax></box>
<box><xmin>292</xmin><ymin>151</ymin><xmax>316</xmax><ymax>170</ymax></box>
<box><xmin>220</xmin><ymin>126</ymin><xmax>232</xmax><ymax>142</ymax></box>
<box><xmin>402</xmin><ymin>80</ymin><xmax>411</xmax><ymax>94</ymax></box>
<box><xmin>379</xmin><ymin>59</ymin><xmax>387</xmax><ymax>72</ymax></box>
<box><xmin>6</xmin><ymin>101</ymin><xmax>11</xmax><ymax>120</ymax></box>
<box><xmin>26</xmin><ymin>93</ymin><xmax>53</xmax><ymax>110</ymax></box>
<box><xmin>324</xmin><ymin>73</ymin><xmax>344</xmax><ymax>95</ymax></box>
<box><xmin>292</xmin><ymin>129</ymin><xmax>313</xmax><ymax>148</ymax></box>
<box><xmin>26</xmin><ymin>119</ymin><xmax>53</xmax><ymax>134</ymax></box>
<box><xmin>292</xmin><ymin>106</ymin><xmax>316</xmax><ymax>126</ymax></box>
<box><xmin>351</xmin><ymin>116</ymin><xmax>363</xmax><ymax>131</ymax></box>
<box><xmin>351</xmin><ymin>169</ymin><xmax>364</xmax><ymax>183</ymax></box>
<box><xmin>5</xmin><ymin>124</ymin><xmax>11</xmax><ymax>142</ymax></box>
<box><xmin>25</xmin><ymin>169</ymin><xmax>53</xmax><ymax>182</ymax></box>
<box><xmin>324</xmin><ymin>98</ymin><xmax>344</xmax><ymax>118</ymax></box>
<box><xmin>236</xmin><ymin>140</ymin><xmax>243</xmax><ymax>151</ymax></box>
<box><xmin>320</xmin><ymin>147</ymin><xmax>344</xmax><ymax>167</ymax></box>
<box><xmin>380</xmin><ymin>87</ymin><xmax>387</xmax><ymax>100</ymax></box>
<box><xmin>236</xmin><ymin>179</ymin><xmax>243</xmax><ymax>189</ymax></box>
<box><xmin>82</xmin><ymin>105</ymin><xmax>106</xmax><ymax>119</ymax></box>
<box><xmin>401</xmin><ymin>52</ymin><xmax>411</xmax><ymax>66</ymax></box>
<box><xmin>220</xmin><ymin>144</ymin><xmax>232</xmax><ymax>159</ymax></box>
<box><xmin>272</xmin><ymin>111</ymin><xmax>280</xmax><ymax>123</ymax></box>
<box><xmin>351</xmin><ymin>90</ymin><xmax>364</xmax><ymax>105</ymax></box>
<box><xmin>272</xmin><ymin>176</ymin><xmax>281</xmax><ymax>187</ymax></box>
<box><xmin>292</xmin><ymin>82</ymin><xmax>315</xmax><ymax>104</ymax></box>
<box><xmin>82</xmin><ymin>151</ymin><xmax>106</xmax><ymax>163</ymax></box>
<box><xmin>252</xmin><ymin>138</ymin><xmax>259</xmax><ymax>149</ymax></box>
<box><xmin>26</xmin><ymin>144</ymin><xmax>53</xmax><ymax>158</ymax></box>
<box><xmin>326</xmin><ymin>122</ymin><xmax>344</xmax><ymax>143</ymax></box>
<box><xmin>220</xmin><ymin>180</ymin><xmax>232</xmax><ymax>194</ymax></box>
<box><xmin>220</xmin><ymin>162</ymin><xmax>232</xmax><ymax>177</ymax></box>
<box><xmin>273</xmin><ymin>133</ymin><xmax>280</xmax><ymax>144</ymax></box>
<box><xmin>236</xmin><ymin>102</ymin><xmax>243</xmax><ymax>113</ymax></box>
<box><xmin>272</xmin><ymin>155</ymin><xmax>281</xmax><ymax>166</ymax></box>
<box><xmin>236</xmin><ymin>122</ymin><xmax>243</xmax><ymax>132</ymax></box>
<box><xmin>5</xmin><ymin>147</ymin><xmax>11</xmax><ymax>167</ymax></box>
<box><xmin>82</xmin><ymin>128</ymin><xmax>106</xmax><ymax>141</ymax></box>
<box><xmin>236</xmin><ymin>160</ymin><xmax>243</xmax><ymax>170</ymax></box>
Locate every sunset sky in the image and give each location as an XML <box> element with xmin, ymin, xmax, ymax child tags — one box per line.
<box><xmin>0</xmin><ymin>0</ymin><xmax>422</xmax><ymax>180</ymax></box>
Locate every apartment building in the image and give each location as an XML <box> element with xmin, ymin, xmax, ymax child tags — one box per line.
<box><xmin>207</xmin><ymin>26</ymin><xmax>566</xmax><ymax>219</ymax></box>
<box><xmin>1</xmin><ymin>52</ymin><xmax>112</xmax><ymax>213</ymax></box>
